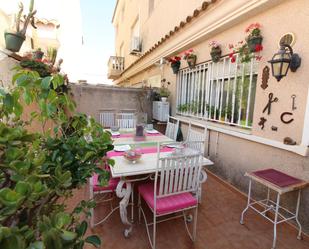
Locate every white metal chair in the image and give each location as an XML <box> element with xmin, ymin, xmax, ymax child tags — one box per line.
<box><xmin>186</xmin><ymin>122</ymin><xmax>207</xmax><ymax>153</ymax></box>
<box><xmin>185</xmin><ymin>122</ymin><xmax>208</xmax><ymax>203</ymax></box>
<box><xmin>138</xmin><ymin>145</ymin><xmax>202</xmax><ymax>249</ymax></box>
<box><xmin>89</xmin><ymin>173</ymin><xmax>120</xmax><ymax>228</ymax></box>
<box><xmin>99</xmin><ymin>111</ymin><xmax>115</xmax><ymax>128</ymax></box>
<box><xmin>116</xmin><ymin>113</ymin><xmax>136</xmax><ymax>129</ymax></box>
<box><xmin>165</xmin><ymin>116</ymin><xmax>179</xmax><ymax>141</ymax></box>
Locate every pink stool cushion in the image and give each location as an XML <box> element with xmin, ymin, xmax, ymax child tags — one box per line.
<box><xmin>138</xmin><ymin>182</ymin><xmax>197</xmax><ymax>215</ymax></box>
<box><xmin>92</xmin><ymin>174</ymin><xmax>120</xmax><ymax>192</ymax></box>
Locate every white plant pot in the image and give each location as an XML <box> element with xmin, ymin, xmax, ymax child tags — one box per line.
<box><xmin>161</xmin><ymin>97</ymin><xmax>167</xmax><ymax>102</ymax></box>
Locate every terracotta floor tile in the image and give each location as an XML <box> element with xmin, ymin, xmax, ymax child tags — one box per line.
<box><xmin>66</xmin><ymin>174</ymin><xmax>309</xmax><ymax>249</ymax></box>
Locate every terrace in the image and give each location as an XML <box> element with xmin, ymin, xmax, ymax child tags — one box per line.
<box><xmin>67</xmin><ymin>171</ymin><xmax>309</xmax><ymax>249</ymax></box>
<box><xmin>1</xmin><ymin>0</ymin><xmax>309</xmax><ymax>249</ymax></box>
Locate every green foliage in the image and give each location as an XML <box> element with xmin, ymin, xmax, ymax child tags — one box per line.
<box><xmin>0</xmin><ymin>68</ymin><xmax>112</xmax><ymax>248</ymax></box>
<box><xmin>20</xmin><ymin>59</ymin><xmax>51</xmax><ymax>77</ymax></box>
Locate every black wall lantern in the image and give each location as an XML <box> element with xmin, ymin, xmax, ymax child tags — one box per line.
<box><xmin>268</xmin><ymin>43</ymin><xmax>301</xmax><ymax>82</ymax></box>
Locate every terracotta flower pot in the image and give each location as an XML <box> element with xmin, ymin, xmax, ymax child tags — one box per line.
<box><xmin>210</xmin><ymin>47</ymin><xmax>222</xmax><ymax>63</ymax></box>
<box><xmin>186</xmin><ymin>55</ymin><xmax>197</xmax><ymax>69</ymax></box>
<box><xmin>247</xmin><ymin>35</ymin><xmax>263</xmax><ymax>53</ymax></box>
<box><xmin>171</xmin><ymin>61</ymin><xmax>181</xmax><ymax>74</ymax></box>
<box><xmin>4</xmin><ymin>31</ymin><xmax>26</xmax><ymax>52</ymax></box>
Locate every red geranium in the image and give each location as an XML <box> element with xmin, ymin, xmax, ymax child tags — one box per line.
<box><xmin>255</xmin><ymin>44</ymin><xmax>263</xmax><ymax>52</ymax></box>
<box><xmin>168</xmin><ymin>56</ymin><xmax>181</xmax><ymax>63</ymax></box>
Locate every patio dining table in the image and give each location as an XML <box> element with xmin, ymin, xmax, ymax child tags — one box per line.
<box><xmin>107</xmin><ymin>128</ymin><xmax>214</xmax><ymax>237</ymax></box>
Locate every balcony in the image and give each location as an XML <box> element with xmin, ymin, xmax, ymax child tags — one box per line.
<box><xmin>107</xmin><ymin>56</ymin><xmax>124</xmax><ymax>80</ymax></box>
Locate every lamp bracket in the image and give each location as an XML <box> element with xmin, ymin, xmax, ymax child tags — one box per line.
<box><xmin>290</xmin><ymin>53</ymin><xmax>301</xmax><ymax>72</ymax></box>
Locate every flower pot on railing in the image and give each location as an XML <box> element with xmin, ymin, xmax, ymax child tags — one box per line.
<box><xmin>4</xmin><ymin>31</ymin><xmax>26</xmax><ymax>52</ymax></box>
<box><xmin>186</xmin><ymin>55</ymin><xmax>197</xmax><ymax>69</ymax></box>
<box><xmin>210</xmin><ymin>47</ymin><xmax>222</xmax><ymax>63</ymax></box>
<box><xmin>247</xmin><ymin>35</ymin><xmax>263</xmax><ymax>53</ymax></box>
<box><xmin>171</xmin><ymin>61</ymin><xmax>181</xmax><ymax>74</ymax></box>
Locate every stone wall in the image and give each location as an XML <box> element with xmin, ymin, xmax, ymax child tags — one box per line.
<box><xmin>70</xmin><ymin>84</ymin><xmax>153</xmax><ymax>123</ymax></box>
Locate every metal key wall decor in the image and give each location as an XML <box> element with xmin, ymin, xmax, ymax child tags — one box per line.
<box><xmin>261</xmin><ymin>66</ymin><xmax>270</xmax><ymax>90</ymax></box>
<box><xmin>291</xmin><ymin>94</ymin><xmax>297</xmax><ymax>111</ymax></box>
<box><xmin>280</xmin><ymin>112</ymin><xmax>294</xmax><ymax>124</ymax></box>
<box><xmin>263</xmin><ymin>93</ymin><xmax>278</xmax><ymax>115</ymax></box>
<box><xmin>258</xmin><ymin>117</ymin><xmax>267</xmax><ymax>130</ymax></box>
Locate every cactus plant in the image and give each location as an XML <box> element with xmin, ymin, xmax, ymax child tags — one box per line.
<box><xmin>4</xmin><ymin>0</ymin><xmax>37</xmax><ymax>52</ymax></box>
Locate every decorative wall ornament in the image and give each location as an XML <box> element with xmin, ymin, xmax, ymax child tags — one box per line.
<box><xmin>261</xmin><ymin>66</ymin><xmax>270</xmax><ymax>90</ymax></box>
<box><xmin>291</xmin><ymin>94</ymin><xmax>297</xmax><ymax>111</ymax></box>
<box><xmin>280</xmin><ymin>112</ymin><xmax>294</xmax><ymax>124</ymax></box>
<box><xmin>258</xmin><ymin>117</ymin><xmax>267</xmax><ymax>130</ymax></box>
<box><xmin>263</xmin><ymin>93</ymin><xmax>278</xmax><ymax>115</ymax></box>
<box><xmin>271</xmin><ymin>126</ymin><xmax>278</xmax><ymax>131</ymax></box>
<box><xmin>283</xmin><ymin>137</ymin><xmax>296</xmax><ymax>145</ymax></box>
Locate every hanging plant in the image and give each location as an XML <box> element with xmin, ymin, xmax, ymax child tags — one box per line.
<box><xmin>228</xmin><ymin>23</ymin><xmax>263</xmax><ymax>64</ymax></box>
<box><xmin>168</xmin><ymin>56</ymin><xmax>181</xmax><ymax>74</ymax></box>
<box><xmin>4</xmin><ymin>0</ymin><xmax>37</xmax><ymax>52</ymax></box>
<box><xmin>245</xmin><ymin>23</ymin><xmax>263</xmax><ymax>53</ymax></box>
<box><xmin>209</xmin><ymin>41</ymin><xmax>222</xmax><ymax>63</ymax></box>
<box><xmin>183</xmin><ymin>49</ymin><xmax>197</xmax><ymax>69</ymax></box>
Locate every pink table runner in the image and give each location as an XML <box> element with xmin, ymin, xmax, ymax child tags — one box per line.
<box><xmin>252</xmin><ymin>169</ymin><xmax>303</xmax><ymax>188</ymax></box>
<box><xmin>112</xmin><ymin>132</ymin><xmax>162</xmax><ymax>138</ymax></box>
<box><xmin>107</xmin><ymin>146</ymin><xmax>174</xmax><ymax>157</ymax></box>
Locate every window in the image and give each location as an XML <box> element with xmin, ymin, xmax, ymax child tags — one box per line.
<box><xmin>131</xmin><ymin>17</ymin><xmax>139</xmax><ymax>39</ymax></box>
<box><xmin>176</xmin><ymin>54</ymin><xmax>258</xmax><ymax>129</ymax></box>
<box><xmin>121</xmin><ymin>3</ymin><xmax>125</xmax><ymax>21</ymax></box>
<box><xmin>119</xmin><ymin>42</ymin><xmax>124</xmax><ymax>57</ymax></box>
<box><xmin>148</xmin><ymin>0</ymin><xmax>154</xmax><ymax>16</ymax></box>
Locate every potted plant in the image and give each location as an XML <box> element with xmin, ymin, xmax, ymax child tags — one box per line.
<box><xmin>229</xmin><ymin>40</ymin><xmax>263</xmax><ymax>64</ymax></box>
<box><xmin>4</xmin><ymin>0</ymin><xmax>37</xmax><ymax>52</ymax></box>
<box><xmin>33</xmin><ymin>47</ymin><xmax>44</xmax><ymax>59</ymax></box>
<box><xmin>159</xmin><ymin>80</ymin><xmax>171</xmax><ymax>102</ymax></box>
<box><xmin>168</xmin><ymin>56</ymin><xmax>181</xmax><ymax>74</ymax></box>
<box><xmin>183</xmin><ymin>49</ymin><xmax>197</xmax><ymax>69</ymax></box>
<box><xmin>245</xmin><ymin>23</ymin><xmax>263</xmax><ymax>53</ymax></box>
<box><xmin>209</xmin><ymin>41</ymin><xmax>222</xmax><ymax>63</ymax></box>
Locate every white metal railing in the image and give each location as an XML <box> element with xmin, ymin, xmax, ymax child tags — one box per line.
<box><xmin>176</xmin><ymin>54</ymin><xmax>258</xmax><ymax>129</ymax></box>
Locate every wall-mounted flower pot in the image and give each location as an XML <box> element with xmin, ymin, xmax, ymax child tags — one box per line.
<box><xmin>210</xmin><ymin>47</ymin><xmax>222</xmax><ymax>63</ymax></box>
<box><xmin>247</xmin><ymin>35</ymin><xmax>263</xmax><ymax>53</ymax></box>
<box><xmin>186</xmin><ymin>55</ymin><xmax>197</xmax><ymax>69</ymax></box>
<box><xmin>33</xmin><ymin>50</ymin><xmax>44</xmax><ymax>60</ymax></box>
<box><xmin>171</xmin><ymin>61</ymin><xmax>181</xmax><ymax>74</ymax></box>
<box><xmin>4</xmin><ymin>31</ymin><xmax>26</xmax><ymax>52</ymax></box>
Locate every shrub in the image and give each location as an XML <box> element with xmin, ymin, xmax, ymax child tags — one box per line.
<box><xmin>0</xmin><ymin>69</ymin><xmax>113</xmax><ymax>248</ymax></box>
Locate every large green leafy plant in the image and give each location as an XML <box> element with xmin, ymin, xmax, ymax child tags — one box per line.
<box><xmin>0</xmin><ymin>68</ymin><xmax>113</xmax><ymax>248</ymax></box>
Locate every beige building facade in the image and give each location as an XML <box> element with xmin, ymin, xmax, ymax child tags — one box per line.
<box><xmin>110</xmin><ymin>0</ymin><xmax>309</xmax><ymax>232</ymax></box>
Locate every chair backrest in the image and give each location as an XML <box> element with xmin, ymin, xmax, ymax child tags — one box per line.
<box><xmin>186</xmin><ymin>122</ymin><xmax>207</xmax><ymax>153</ymax></box>
<box><xmin>165</xmin><ymin>117</ymin><xmax>179</xmax><ymax>141</ymax></box>
<box><xmin>116</xmin><ymin>112</ymin><xmax>136</xmax><ymax>129</ymax></box>
<box><xmin>99</xmin><ymin>112</ymin><xmax>115</xmax><ymax>128</ymax></box>
<box><xmin>154</xmin><ymin>146</ymin><xmax>202</xmax><ymax>201</ymax></box>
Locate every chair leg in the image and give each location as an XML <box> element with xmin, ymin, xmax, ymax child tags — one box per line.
<box><xmin>192</xmin><ymin>206</ymin><xmax>198</xmax><ymax>241</ymax></box>
<box><xmin>152</xmin><ymin>214</ymin><xmax>157</xmax><ymax>249</ymax></box>
<box><xmin>138</xmin><ymin>193</ymin><xmax>141</xmax><ymax>224</ymax></box>
<box><xmin>90</xmin><ymin>206</ymin><xmax>94</xmax><ymax>228</ymax></box>
<box><xmin>130</xmin><ymin>185</ymin><xmax>134</xmax><ymax>223</ymax></box>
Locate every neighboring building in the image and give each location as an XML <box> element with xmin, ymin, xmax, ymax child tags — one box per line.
<box><xmin>109</xmin><ymin>0</ymin><xmax>309</xmax><ymax>232</ymax></box>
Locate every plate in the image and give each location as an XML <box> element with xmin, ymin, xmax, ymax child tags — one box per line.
<box><xmin>114</xmin><ymin>145</ymin><xmax>131</xmax><ymax>152</ymax></box>
<box><xmin>146</xmin><ymin>129</ymin><xmax>159</xmax><ymax>134</ymax></box>
<box><xmin>111</xmin><ymin>132</ymin><xmax>120</xmax><ymax>136</ymax></box>
<box><xmin>165</xmin><ymin>143</ymin><xmax>184</xmax><ymax>149</ymax></box>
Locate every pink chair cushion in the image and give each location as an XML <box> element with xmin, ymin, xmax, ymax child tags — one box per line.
<box><xmin>138</xmin><ymin>182</ymin><xmax>197</xmax><ymax>215</ymax></box>
<box><xmin>92</xmin><ymin>174</ymin><xmax>120</xmax><ymax>192</ymax></box>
